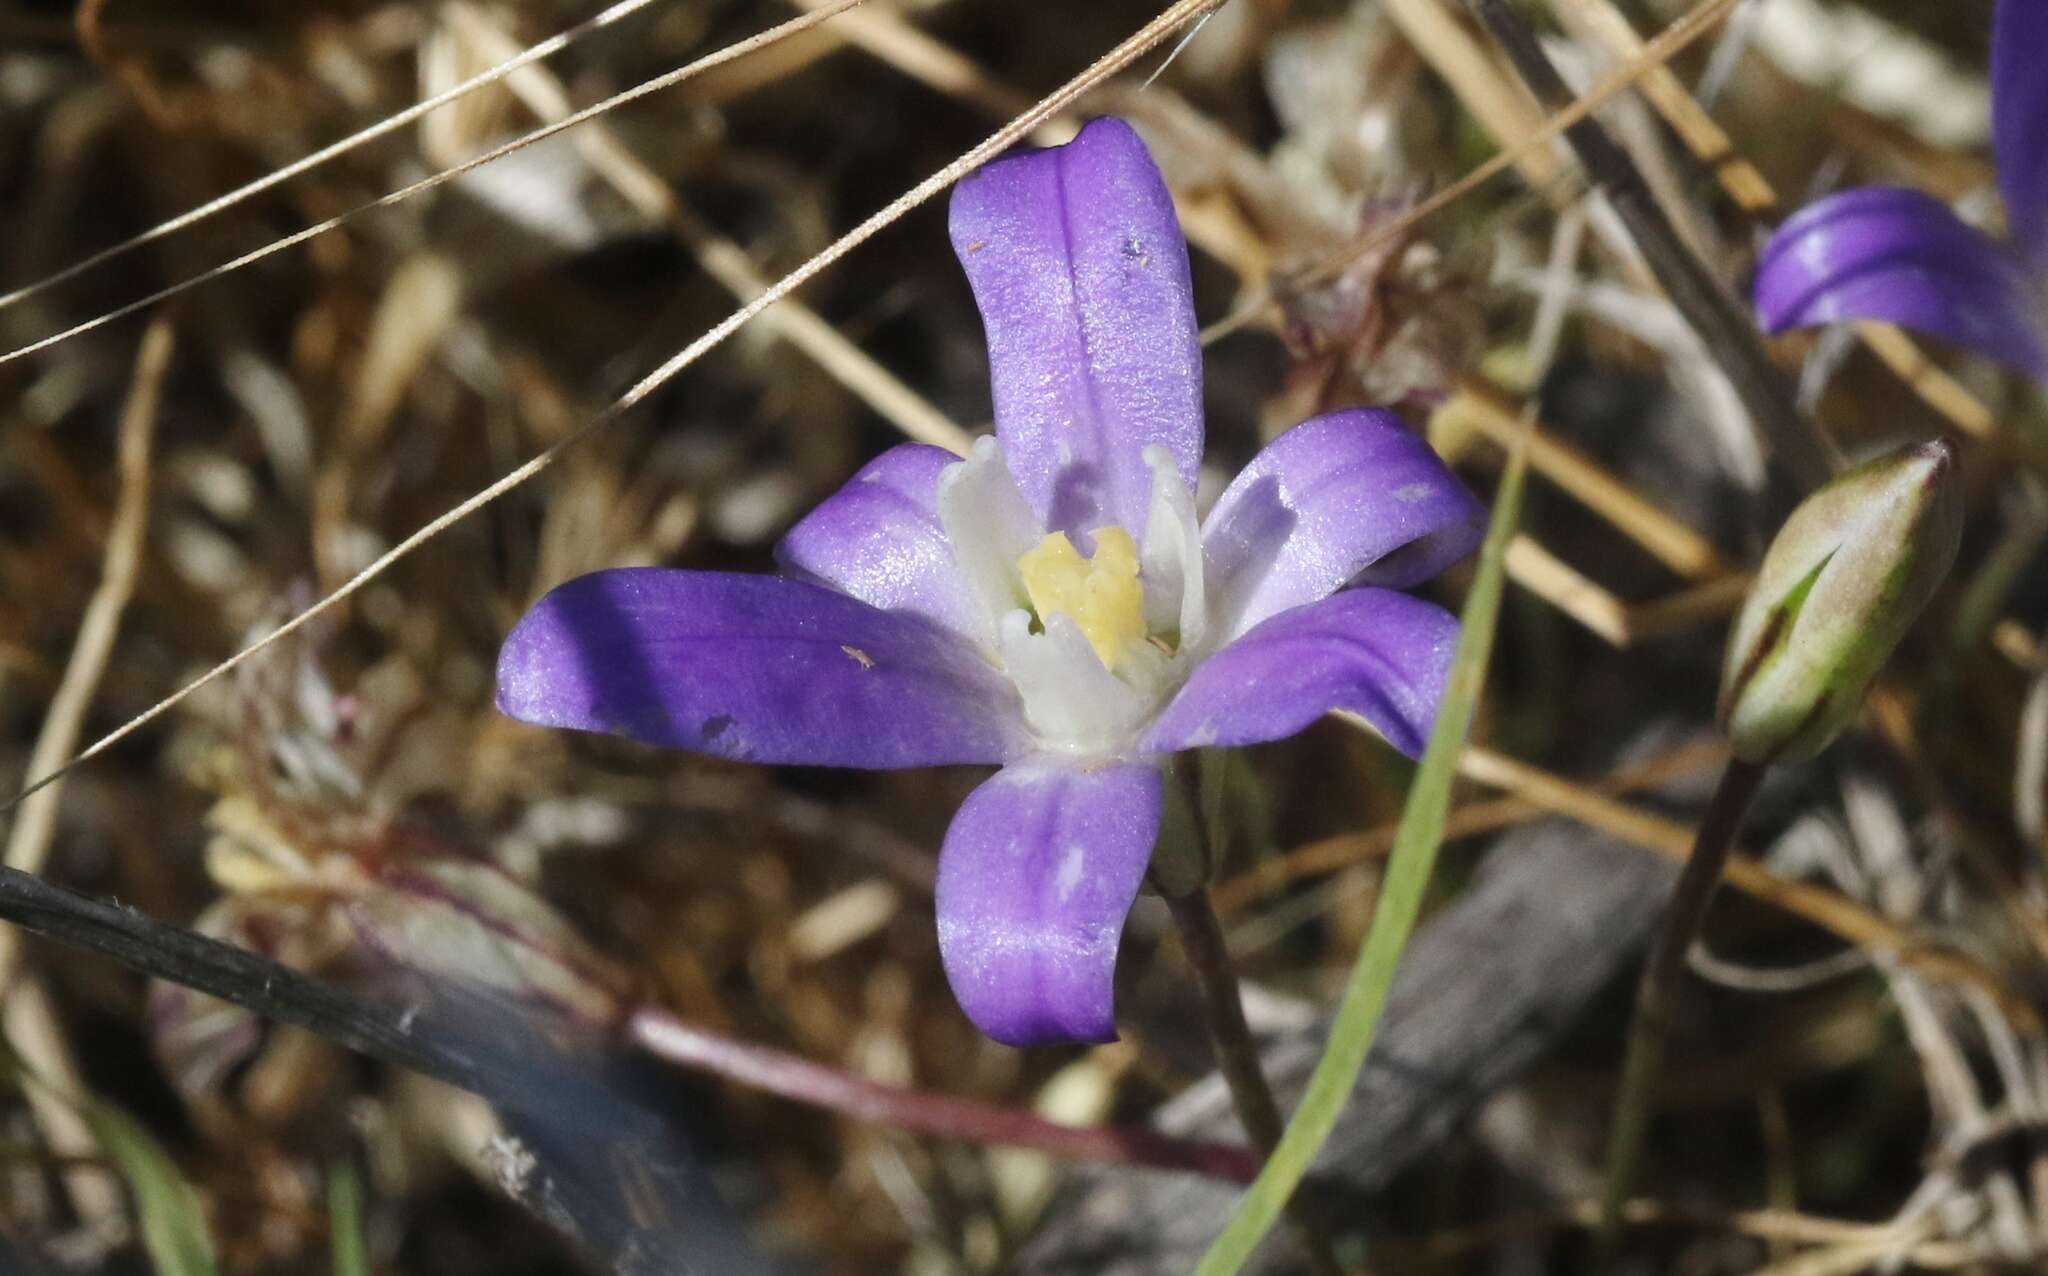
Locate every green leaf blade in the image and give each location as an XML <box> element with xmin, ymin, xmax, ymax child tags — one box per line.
<box><xmin>329</xmin><ymin>1162</ymin><xmax>369</xmax><ymax>1276</ymax></box>
<box><xmin>1192</xmin><ymin>425</ymin><xmax>1533</xmax><ymax>1276</ymax></box>
<box><xmin>80</xmin><ymin>1101</ymin><xmax>220</xmax><ymax>1276</ymax></box>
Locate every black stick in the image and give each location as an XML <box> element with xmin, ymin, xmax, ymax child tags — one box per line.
<box><xmin>0</xmin><ymin>866</ymin><xmax>777</xmax><ymax>1275</ymax></box>
<box><xmin>1165</xmin><ymin>888</ymin><xmax>1349</xmax><ymax>1276</ymax></box>
<box><xmin>0</xmin><ymin>865</ymin><xmax>506</xmax><ymax>1092</ymax></box>
<box><xmin>1464</xmin><ymin>0</ymin><xmax>1839</xmax><ymax>491</ymax></box>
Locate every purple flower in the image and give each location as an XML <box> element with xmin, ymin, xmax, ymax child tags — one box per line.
<box><xmin>1754</xmin><ymin>0</ymin><xmax>2048</xmax><ymax>378</ymax></box>
<box><xmin>495</xmin><ymin>119</ymin><xmax>1483</xmax><ymax>1046</ymax></box>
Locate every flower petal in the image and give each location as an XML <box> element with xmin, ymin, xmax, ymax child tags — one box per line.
<box><xmin>949</xmin><ymin>117</ymin><xmax>1203</xmax><ymax>539</ymax></box>
<box><xmin>497</xmin><ymin>569</ymin><xmax>1028</xmax><ymax>767</ymax></box>
<box><xmin>937</xmin><ymin>435</ymin><xmax>1042</xmax><ymax>638</ymax></box>
<box><xmin>1753</xmin><ymin>185</ymin><xmax>2048</xmax><ymax>376</ymax></box>
<box><xmin>1141</xmin><ymin>587</ymin><xmax>1458</xmax><ymax>759</ymax></box>
<box><xmin>775</xmin><ymin>444</ymin><xmax>982</xmax><ymax>641</ymax></box>
<box><xmin>936</xmin><ymin>760</ymin><xmax>1163</xmax><ymax>1045</ymax></box>
<box><xmin>1200</xmin><ymin>410</ymin><xmax>1483</xmax><ymax>641</ymax></box>
<box><xmin>1995</xmin><ymin>0</ymin><xmax>2048</xmax><ymax>263</ymax></box>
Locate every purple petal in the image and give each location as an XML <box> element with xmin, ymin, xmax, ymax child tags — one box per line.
<box><xmin>774</xmin><ymin>444</ymin><xmax>982</xmax><ymax>640</ymax></box>
<box><xmin>1753</xmin><ymin>185</ymin><xmax>2048</xmax><ymax>377</ymax></box>
<box><xmin>936</xmin><ymin>760</ymin><xmax>1162</xmax><ymax>1045</ymax></box>
<box><xmin>1200</xmin><ymin>409</ymin><xmax>1484</xmax><ymax>641</ymax></box>
<box><xmin>1142</xmin><ymin>587</ymin><xmax>1458</xmax><ymax>759</ymax></box>
<box><xmin>1995</xmin><ymin>0</ymin><xmax>2048</xmax><ymax>263</ymax></box>
<box><xmin>949</xmin><ymin>117</ymin><xmax>1203</xmax><ymax>539</ymax></box>
<box><xmin>497</xmin><ymin>569</ymin><xmax>1028</xmax><ymax>768</ymax></box>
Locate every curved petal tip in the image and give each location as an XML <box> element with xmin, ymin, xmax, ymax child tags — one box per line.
<box><xmin>936</xmin><ymin>761</ymin><xmax>1163</xmax><ymax>1046</ymax></box>
<box><xmin>1753</xmin><ymin>185</ymin><xmax>2048</xmax><ymax>377</ymax></box>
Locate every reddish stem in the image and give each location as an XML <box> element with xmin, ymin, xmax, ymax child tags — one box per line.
<box><xmin>626</xmin><ymin>1007</ymin><xmax>1260</xmax><ymax>1183</ymax></box>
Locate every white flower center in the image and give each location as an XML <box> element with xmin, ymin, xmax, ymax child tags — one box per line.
<box><xmin>937</xmin><ymin>440</ymin><xmax>1207</xmax><ymax>756</ymax></box>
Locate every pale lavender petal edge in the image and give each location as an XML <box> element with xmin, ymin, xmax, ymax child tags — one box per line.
<box><xmin>936</xmin><ymin>760</ymin><xmax>1162</xmax><ymax>1046</ymax></box>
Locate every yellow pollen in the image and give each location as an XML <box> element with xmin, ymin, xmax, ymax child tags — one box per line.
<box><xmin>1017</xmin><ymin>526</ymin><xmax>1146</xmax><ymax>670</ymax></box>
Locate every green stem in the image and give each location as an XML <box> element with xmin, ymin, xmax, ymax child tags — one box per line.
<box><xmin>1165</xmin><ymin>888</ymin><xmax>1348</xmax><ymax>1276</ymax></box>
<box><xmin>1192</xmin><ymin>394</ymin><xmax>1531</xmax><ymax>1276</ymax></box>
<box><xmin>1597</xmin><ymin>756</ymin><xmax>1768</xmax><ymax>1256</ymax></box>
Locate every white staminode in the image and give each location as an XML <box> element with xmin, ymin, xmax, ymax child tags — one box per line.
<box><xmin>936</xmin><ymin>436</ymin><xmax>1040</xmax><ymax>647</ymax></box>
<box><xmin>938</xmin><ymin>438</ymin><xmax>1210</xmax><ymax>755</ymax></box>
<box><xmin>1138</xmin><ymin>445</ymin><xmax>1206</xmax><ymax>655</ymax></box>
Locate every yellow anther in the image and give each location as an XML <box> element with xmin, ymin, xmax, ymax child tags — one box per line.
<box><xmin>1017</xmin><ymin>526</ymin><xmax>1146</xmax><ymax>670</ymax></box>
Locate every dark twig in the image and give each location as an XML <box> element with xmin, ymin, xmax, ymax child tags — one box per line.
<box><xmin>1464</xmin><ymin>0</ymin><xmax>1840</xmax><ymax>491</ymax></box>
<box><xmin>1598</xmin><ymin>756</ymin><xmax>1768</xmax><ymax>1255</ymax></box>
<box><xmin>0</xmin><ymin>865</ymin><xmax>775</xmax><ymax>1275</ymax></box>
<box><xmin>1165</xmin><ymin>888</ymin><xmax>1350</xmax><ymax>1276</ymax></box>
<box><xmin>0</xmin><ymin>866</ymin><xmax>1260</xmax><ymax>1185</ymax></box>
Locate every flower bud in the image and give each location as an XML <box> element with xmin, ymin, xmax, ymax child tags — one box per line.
<box><xmin>1719</xmin><ymin>440</ymin><xmax>1962</xmax><ymax>765</ymax></box>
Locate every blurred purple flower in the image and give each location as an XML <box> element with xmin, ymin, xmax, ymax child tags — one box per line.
<box><xmin>495</xmin><ymin>119</ymin><xmax>1482</xmax><ymax>1046</ymax></box>
<box><xmin>1754</xmin><ymin>1</ymin><xmax>2048</xmax><ymax>377</ymax></box>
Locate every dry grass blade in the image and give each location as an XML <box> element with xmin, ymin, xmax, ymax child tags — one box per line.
<box><xmin>1503</xmin><ymin>554</ymin><xmax>1753</xmax><ymax>649</ymax></box>
<box><xmin>1</xmin><ymin>318</ymin><xmax>172</xmax><ymax>956</ymax></box>
<box><xmin>1550</xmin><ymin>0</ymin><xmax>2005</xmax><ymax>451</ymax></box>
<box><xmin>1454</xmin><ymin>746</ymin><xmax>2042</xmax><ymax>1033</ymax></box>
<box><xmin>1620</xmin><ymin>573</ymin><xmax>1755</xmax><ymax>642</ymax></box>
<box><xmin>1</xmin><ymin>318</ymin><xmax>173</xmax><ymax>1235</ymax></box>
<box><xmin>1446</xmin><ymin>373</ymin><xmax>1732</xmax><ymax>580</ymax></box>
<box><xmin>447</xmin><ymin>2</ymin><xmax>972</xmax><ymax>455</ymax></box>
<box><xmin>1470</xmin><ymin>0</ymin><xmax>1838</xmax><ymax>487</ymax></box>
<box><xmin>0</xmin><ymin>0</ymin><xmax>877</xmax><ymax>370</ymax></box>
<box><xmin>0</xmin><ymin>0</ymin><xmax>1227</xmax><ymax>813</ymax></box>
<box><xmin>1367</xmin><ymin>1198</ymin><xmax>1963</xmax><ymax>1268</ymax></box>
<box><xmin>1507</xmin><ymin>534</ymin><xmax>1633</xmax><ymax>645</ymax></box>
<box><xmin>1382</xmin><ymin>0</ymin><xmax>1564</xmax><ymax>191</ymax></box>
<box><xmin>1202</xmin><ymin>0</ymin><xmax>1744</xmax><ymax>345</ymax></box>
<box><xmin>0</xmin><ymin>0</ymin><xmax>664</xmax><ymax>316</ymax></box>
<box><xmin>788</xmin><ymin>0</ymin><xmax>1036</xmax><ymax>120</ymax></box>
<box><xmin>1212</xmin><ymin>737</ymin><xmax>1729</xmax><ymax>914</ymax></box>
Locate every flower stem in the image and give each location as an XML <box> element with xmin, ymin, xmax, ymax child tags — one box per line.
<box><xmin>1165</xmin><ymin>887</ymin><xmax>1350</xmax><ymax>1276</ymax></box>
<box><xmin>1597</xmin><ymin>756</ymin><xmax>1768</xmax><ymax>1256</ymax></box>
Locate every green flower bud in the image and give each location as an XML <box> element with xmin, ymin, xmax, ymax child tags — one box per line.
<box><xmin>1719</xmin><ymin>440</ymin><xmax>1962</xmax><ymax>766</ymax></box>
